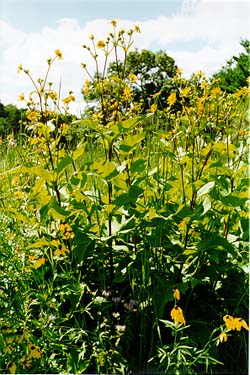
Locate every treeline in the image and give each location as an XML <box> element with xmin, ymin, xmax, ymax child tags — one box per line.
<box><xmin>0</xmin><ymin>39</ymin><xmax>249</xmax><ymax>137</ymax></box>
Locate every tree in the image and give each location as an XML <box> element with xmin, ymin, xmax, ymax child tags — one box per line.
<box><xmin>0</xmin><ymin>101</ymin><xmax>26</xmax><ymax>136</ymax></box>
<box><xmin>213</xmin><ymin>39</ymin><xmax>250</xmax><ymax>92</ymax></box>
<box><xmin>82</xmin><ymin>49</ymin><xmax>177</xmax><ymax>119</ymax></box>
<box><xmin>108</xmin><ymin>49</ymin><xmax>177</xmax><ymax>111</ymax></box>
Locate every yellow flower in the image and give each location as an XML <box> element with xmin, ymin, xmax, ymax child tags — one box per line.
<box><xmin>223</xmin><ymin>315</ymin><xmax>249</xmax><ymax>331</ymax></box>
<box><xmin>62</xmin><ymin>94</ymin><xmax>75</xmax><ymax>105</ymax></box>
<box><xmin>151</xmin><ymin>90</ymin><xmax>162</xmax><ymax>99</ymax></box>
<box><xmin>8</xmin><ymin>363</ymin><xmax>17</xmax><ymax>374</ymax></box>
<box><xmin>55</xmin><ymin>49</ymin><xmax>63</xmax><ymax>59</ymax></box>
<box><xmin>97</xmin><ymin>40</ymin><xmax>106</xmax><ymax>48</ymax></box>
<box><xmin>173</xmin><ymin>288</ymin><xmax>180</xmax><ymax>301</ymax></box>
<box><xmin>14</xmin><ymin>191</ymin><xmax>24</xmax><ymax>199</ymax></box>
<box><xmin>218</xmin><ymin>331</ymin><xmax>228</xmax><ymax>343</ymax></box>
<box><xmin>11</xmin><ymin>176</ymin><xmax>19</xmax><ymax>186</ymax></box>
<box><xmin>111</xmin><ymin>20</ymin><xmax>117</xmax><ymax>27</ymax></box>
<box><xmin>181</xmin><ymin>86</ymin><xmax>191</xmax><ymax>98</ymax></box>
<box><xmin>211</xmin><ymin>87</ymin><xmax>222</xmax><ymax>97</ymax></box>
<box><xmin>89</xmin><ymin>34</ymin><xmax>95</xmax><ymax>40</ymax></box>
<box><xmin>134</xmin><ymin>24</ymin><xmax>141</xmax><ymax>33</ymax></box>
<box><xmin>83</xmin><ymin>79</ymin><xmax>90</xmax><ymax>95</ymax></box>
<box><xmin>123</xmin><ymin>86</ymin><xmax>131</xmax><ymax>100</ymax></box>
<box><xmin>167</xmin><ymin>92</ymin><xmax>176</xmax><ymax>106</ymax></box>
<box><xmin>33</xmin><ymin>257</ymin><xmax>46</xmax><ymax>269</ymax></box>
<box><xmin>246</xmin><ymin>76</ymin><xmax>250</xmax><ymax>84</ymax></box>
<box><xmin>17</xmin><ymin>64</ymin><xmax>23</xmax><ymax>73</ymax></box>
<box><xmin>28</xmin><ymin>343</ymin><xmax>42</xmax><ymax>359</ymax></box>
<box><xmin>128</xmin><ymin>73</ymin><xmax>137</xmax><ymax>82</ymax></box>
<box><xmin>170</xmin><ymin>305</ymin><xmax>186</xmax><ymax>325</ymax></box>
<box><xmin>176</xmin><ymin>67</ymin><xmax>182</xmax><ymax>76</ymax></box>
<box><xmin>150</xmin><ymin>103</ymin><xmax>157</xmax><ymax>113</ymax></box>
<box><xmin>21</xmin><ymin>356</ymin><xmax>32</xmax><ymax>369</ymax></box>
<box><xmin>18</xmin><ymin>93</ymin><xmax>25</xmax><ymax>101</ymax></box>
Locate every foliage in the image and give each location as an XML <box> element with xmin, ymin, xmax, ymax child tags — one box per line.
<box><xmin>213</xmin><ymin>39</ymin><xmax>250</xmax><ymax>92</ymax></box>
<box><xmin>0</xmin><ymin>21</ymin><xmax>249</xmax><ymax>374</ymax></box>
<box><xmin>0</xmin><ymin>102</ymin><xmax>26</xmax><ymax>136</ymax></box>
<box><xmin>82</xmin><ymin>33</ymin><xmax>177</xmax><ymax>118</ymax></box>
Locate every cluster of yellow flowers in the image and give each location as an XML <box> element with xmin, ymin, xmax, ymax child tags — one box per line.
<box><xmin>223</xmin><ymin>315</ymin><xmax>249</xmax><ymax>331</ymax></box>
<box><xmin>170</xmin><ymin>288</ymin><xmax>186</xmax><ymax>325</ymax></box>
<box><xmin>59</xmin><ymin>222</ymin><xmax>74</xmax><ymax>239</ymax></box>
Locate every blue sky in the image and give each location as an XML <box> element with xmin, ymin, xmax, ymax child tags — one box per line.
<box><xmin>0</xmin><ymin>0</ymin><xmax>249</xmax><ymax>114</ymax></box>
<box><xmin>1</xmin><ymin>0</ymin><xmax>183</xmax><ymax>31</ymax></box>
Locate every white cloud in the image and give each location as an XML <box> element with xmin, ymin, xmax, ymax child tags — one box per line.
<box><xmin>0</xmin><ymin>0</ymin><xmax>249</xmax><ymax>115</ymax></box>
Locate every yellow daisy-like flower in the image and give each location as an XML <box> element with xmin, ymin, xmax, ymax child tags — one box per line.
<box><xmin>18</xmin><ymin>93</ymin><xmax>25</xmax><ymax>101</ymax></box>
<box><xmin>97</xmin><ymin>40</ymin><xmax>106</xmax><ymax>49</ymax></box>
<box><xmin>55</xmin><ymin>49</ymin><xmax>63</xmax><ymax>59</ymax></box>
<box><xmin>134</xmin><ymin>24</ymin><xmax>141</xmax><ymax>33</ymax></box>
<box><xmin>167</xmin><ymin>92</ymin><xmax>176</xmax><ymax>106</ymax></box>
<box><xmin>28</xmin><ymin>343</ymin><xmax>42</xmax><ymax>359</ymax></box>
<box><xmin>181</xmin><ymin>86</ymin><xmax>191</xmax><ymax>98</ymax></box>
<box><xmin>128</xmin><ymin>73</ymin><xmax>137</xmax><ymax>82</ymax></box>
<box><xmin>62</xmin><ymin>94</ymin><xmax>75</xmax><ymax>105</ymax></box>
<box><xmin>175</xmin><ymin>67</ymin><xmax>182</xmax><ymax>76</ymax></box>
<box><xmin>173</xmin><ymin>288</ymin><xmax>180</xmax><ymax>301</ymax></box>
<box><xmin>17</xmin><ymin>64</ymin><xmax>23</xmax><ymax>73</ymax></box>
<box><xmin>218</xmin><ymin>331</ymin><xmax>228</xmax><ymax>343</ymax></box>
<box><xmin>8</xmin><ymin>363</ymin><xmax>17</xmax><ymax>374</ymax></box>
<box><xmin>111</xmin><ymin>19</ymin><xmax>117</xmax><ymax>27</ymax></box>
<box><xmin>150</xmin><ymin>103</ymin><xmax>157</xmax><ymax>113</ymax></box>
<box><xmin>170</xmin><ymin>305</ymin><xmax>186</xmax><ymax>325</ymax></box>
<box><xmin>211</xmin><ymin>87</ymin><xmax>222</xmax><ymax>97</ymax></box>
<box><xmin>14</xmin><ymin>191</ymin><xmax>24</xmax><ymax>199</ymax></box>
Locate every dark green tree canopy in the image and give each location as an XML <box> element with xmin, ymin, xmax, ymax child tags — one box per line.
<box><xmin>213</xmin><ymin>39</ymin><xmax>250</xmax><ymax>92</ymax></box>
<box><xmin>82</xmin><ymin>49</ymin><xmax>177</xmax><ymax>115</ymax></box>
<box><xmin>108</xmin><ymin>49</ymin><xmax>177</xmax><ymax>109</ymax></box>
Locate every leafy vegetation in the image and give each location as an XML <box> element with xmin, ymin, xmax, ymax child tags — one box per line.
<box><xmin>0</xmin><ymin>21</ymin><xmax>249</xmax><ymax>374</ymax></box>
<box><xmin>213</xmin><ymin>39</ymin><xmax>250</xmax><ymax>93</ymax></box>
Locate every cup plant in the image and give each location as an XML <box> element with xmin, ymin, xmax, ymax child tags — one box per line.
<box><xmin>0</xmin><ymin>21</ymin><xmax>249</xmax><ymax>374</ymax></box>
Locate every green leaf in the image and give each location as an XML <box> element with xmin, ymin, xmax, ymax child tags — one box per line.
<box><xmin>55</xmin><ymin>155</ymin><xmax>73</xmax><ymax>174</ymax></box>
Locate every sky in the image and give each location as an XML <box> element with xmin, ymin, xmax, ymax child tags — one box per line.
<box><xmin>0</xmin><ymin>0</ymin><xmax>249</xmax><ymax>115</ymax></box>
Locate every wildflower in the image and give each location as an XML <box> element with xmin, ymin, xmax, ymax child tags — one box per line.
<box><xmin>17</xmin><ymin>64</ymin><xmax>23</xmax><ymax>73</ymax></box>
<box><xmin>150</xmin><ymin>103</ymin><xmax>157</xmax><ymax>113</ymax></box>
<box><xmin>89</xmin><ymin>34</ymin><xmax>95</xmax><ymax>40</ymax></box>
<box><xmin>0</xmin><ymin>137</ymin><xmax>2</xmax><ymax>144</ymax></box>
<box><xmin>18</xmin><ymin>93</ymin><xmax>25</xmax><ymax>101</ymax></box>
<box><xmin>28</xmin><ymin>343</ymin><xmax>42</xmax><ymax>359</ymax></box>
<box><xmin>102</xmin><ymin>290</ymin><xmax>111</xmax><ymax>297</ymax></box>
<box><xmin>33</xmin><ymin>257</ymin><xmax>46</xmax><ymax>269</ymax></box>
<box><xmin>21</xmin><ymin>356</ymin><xmax>32</xmax><ymax>369</ymax></box>
<box><xmin>223</xmin><ymin>315</ymin><xmax>249</xmax><ymax>331</ymax></box>
<box><xmin>14</xmin><ymin>191</ymin><xmax>24</xmax><ymax>199</ymax></box>
<box><xmin>175</xmin><ymin>67</ymin><xmax>182</xmax><ymax>76</ymax></box>
<box><xmin>59</xmin><ymin>222</ymin><xmax>74</xmax><ymax>239</ymax></box>
<box><xmin>62</xmin><ymin>94</ymin><xmax>75</xmax><ymax>105</ymax></box>
<box><xmin>217</xmin><ymin>331</ymin><xmax>228</xmax><ymax>343</ymax></box>
<box><xmin>97</xmin><ymin>40</ymin><xmax>106</xmax><ymax>49</ymax></box>
<box><xmin>167</xmin><ymin>92</ymin><xmax>176</xmax><ymax>107</ymax></box>
<box><xmin>134</xmin><ymin>24</ymin><xmax>141</xmax><ymax>33</ymax></box>
<box><xmin>128</xmin><ymin>73</ymin><xmax>137</xmax><ymax>82</ymax></box>
<box><xmin>112</xmin><ymin>312</ymin><xmax>120</xmax><ymax>318</ymax></box>
<box><xmin>173</xmin><ymin>288</ymin><xmax>180</xmax><ymax>301</ymax></box>
<box><xmin>115</xmin><ymin>324</ymin><xmax>126</xmax><ymax>332</ymax></box>
<box><xmin>11</xmin><ymin>176</ymin><xmax>19</xmax><ymax>186</ymax></box>
<box><xmin>8</xmin><ymin>363</ymin><xmax>16</xmax><ymax>374</ymax></box>
<box><xmin>170</xmin><ymin>305</ymin><xmax>186</xmax><ymax>325</ymax></box>
<box><xmin>123</xmin><ymin>86</ymin><xmax>131</xmax><ymax>100</ymax></box>
<box><xmin>151</xmin><ymin>90</ymin><xmax>162</xmax><ymax>99</ymax></box>
<box><xmin>181</xmin><ymin>86</ymin><xmax>191</xmax><ymax>98</ymax></box>
<box><xmin>55</xmin><ymin>49</ymin><xmax>63</xmax><ymax>59</ymax></box>
<box><xmin>211</xmin><ymin>87</ymin><xmax>221</xmax><ymax>97</ymax></box>
<box><xmin>83</xmin><ymin>79</ymin><xmax>89</xmax><ymax>95</ymax></box>
<box><xmin>111</xmin><ymin>19</ymin><xmax>117</xmax><ymax>27</ymax></box>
